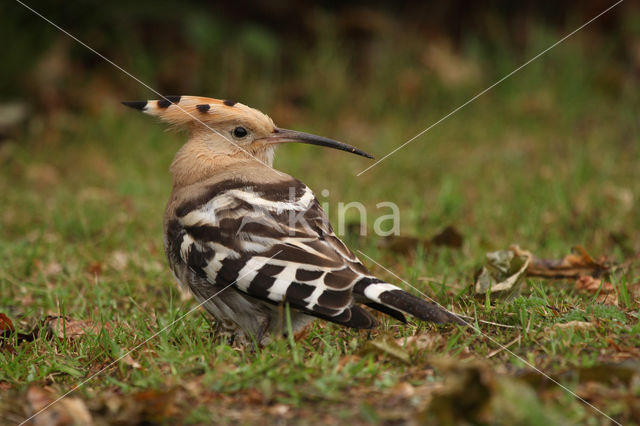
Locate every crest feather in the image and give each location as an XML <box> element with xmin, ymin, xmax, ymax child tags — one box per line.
<box><xmin>121</xmin><ymin>95</ymin><xmax>273</xmax><ymax>130</ymax></box>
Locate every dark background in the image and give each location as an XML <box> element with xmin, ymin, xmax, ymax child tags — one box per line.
<box><xmin>2</xmin><ymin>1</ymin><xmax>637</xmax><ymax>118</ymax></box>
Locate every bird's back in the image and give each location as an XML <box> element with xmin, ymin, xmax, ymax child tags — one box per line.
<box><xmin>163</xmin><ymin>161</ymin><xmax>462</xmax><ymax>345</ymax></box>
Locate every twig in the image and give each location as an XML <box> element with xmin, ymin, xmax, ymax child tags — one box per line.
<box><xmin>487</xmin><ymin>335</ymin><xmax>521</xmax><ymax>359</ymax></box>
<box><xmin>456</xmin><ymin>314</ymin><xmax>522</xmax><ymax>329</ymax></box>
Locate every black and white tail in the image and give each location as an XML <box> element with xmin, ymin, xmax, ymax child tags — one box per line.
<box><xmin>354</xmin><ymin>277</ymin><xmax>465</xmax><ymax>325</ymax></box>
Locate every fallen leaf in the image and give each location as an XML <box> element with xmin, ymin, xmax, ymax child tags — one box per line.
<box><xmin>475</xmin><ymin>249</ymin><xmax>530</xmax><ymax>301</ymax></box>
<box><xmin>420</xmin><ymin>359</ymin><xmax>494</xmax><ymax>424</ymax></box>
<box><xmin>377</xmin><ymin>235</ymin><xmax>429</xmax><ymax>255</ymax></box>
<box><xmin>1</xmin><ymin>316</ymin><xmax>39</xmax><ymax>351</ymax></box>
<box><xmin>336</xmin><ymin>354</ymin><xmax>361</xmax><ymax>372</ymax></box>
<box><xmin>513</xmin><ymin>245</ymin><xmax>610</xmax><ymax>279</ymax></box>
<box><xmin>575</xmin><ymin>276</ymin><xmax>615</xmax><ymax>293</ymax></box>
<box><xmin>419</xmin><ymin>358</ymin><xmax>567</xmax><ymax>424</ymax></box>
<box><xmin>27</xmin><ymin>386</ymin><xmax>93</xmax><ymax>426</ymax></box>
<box><xmin>431</xmin><ymin>226</ymin><xmax>463</xmax><ymax>248</ymax></box>
<box><xmin>377</xmin><ymin>226</ymin><xmax>463</xmax><ymax>254</ymax></box>
<box><xmin>0</xmin><ymin>313</ymin><xmax>14</xmax><ymax>335</ymax></box>
<box><xmin>359</xmin><ymin>334</ymin><xmax>411</xmax><ymax>364</ymax></box>
<box><xmin>120</xmin><ymin>353</ymin><xmax>141</xmax><ymax>369</ymax></box>
<box><xmin>45</xmin><ymin>316</ymin><xmax>111</xmax><ymax>340</ymax></box>
<box><xmin>109</xmin><ymin>250</ymin><xmax>129</xmax><ymax>271</ymax></box>
<box><xmin>86</xmin><ymin>389</ymin><xmax>176</xmax><ymax>424</ymax></box>
<box><xmin>604</xmin><ymin>339</ymin><xmax>640</xmax><ymax>362</ymax></box>
<box><xmin>0</xmin><ymin>313</ymin><xmax>16</xmax><ymax>352</ymax></box>
<box><xmin>87</xmin><ymin>262</ymin><xmax>103</xmax><ymax>276</ymax></box>
<box><xmin>595</xmin><ymin>292</ymin><xmax>619</xmax><ymax>306</ymax></box>
<box><xmin>244</xmin><ymin>388</ymin><xmax>264</xmax><ymax>404</ymax></box>
<box><xmin>268</xmin><ymin>404</ymin><xmax>290</xmax><ymax>416</ymax></box>
<box><xmin>132</xmin><ymin>389</ymin><xmax>176</xmax><ymax>421</ymax></box>
<box><xmin>553</xmin><ymin>321</ymin><xmax>594</xmax><ymax>330</ymax></box>
<box><xmin>575</xmin><ymin>276</ymin><xmax>618</xmax><ymax>305</ymax></box>
<box><xmin>391</xmin><ymin>382</ymin><xmax>415</xmax><ymax>398</ymax></box>
<box><xmin>541</xmin><ymin>321</ymin><xmax>595</xmax><ymax>337</ymax></box>
<box><xmin>397</xmin><ymin>332</ymin><xmax>444</xmax><ymax>352</ymax></box>
<box><xmin>578</xmin><ymin>361</ymin><xmax>640</xmax><ymax>385</ymax></box>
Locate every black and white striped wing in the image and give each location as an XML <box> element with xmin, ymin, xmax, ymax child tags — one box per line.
<box><xmin>167</xmin><ymin>178</ymin><xmax>376</xmax><ymax>328</ymax></box>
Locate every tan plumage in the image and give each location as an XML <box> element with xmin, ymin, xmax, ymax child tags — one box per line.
<box><xmin>123</xmin><ymin>95</ymin><xmax>463</xmax><ymax>345</ymax></box>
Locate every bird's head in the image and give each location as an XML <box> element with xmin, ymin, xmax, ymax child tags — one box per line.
<box><xmin>122</xmin><ymin>96</ymin><xmax>373</xmax><ymax>164</ymax></box>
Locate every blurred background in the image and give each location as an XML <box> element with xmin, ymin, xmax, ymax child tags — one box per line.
<box><xmin>1</xmin><ymin>0</ymin><xmax>639</xmax><ymax>263</ymax></box>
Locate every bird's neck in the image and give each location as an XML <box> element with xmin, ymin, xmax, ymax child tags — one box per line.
<box><xmin>169</xmin><ymin>137</ymin><xmax>276</xmax><ymax>188</ymax></box>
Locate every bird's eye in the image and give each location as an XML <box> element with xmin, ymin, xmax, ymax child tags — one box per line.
<box><xmin>233</xmin><ymin>127</ymin><xmax>248</xmax><ymax>138</ymax></box>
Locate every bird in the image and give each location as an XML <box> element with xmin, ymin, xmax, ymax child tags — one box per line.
<box><xmin>122</xmin><ymin>95</ymin><xmax>464</xmax><ymax>345</ymax></box>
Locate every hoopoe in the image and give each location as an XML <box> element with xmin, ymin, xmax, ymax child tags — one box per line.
<box><xmin>123</xmin><ymin>95</ymin><xmax>464</xmax><ymax>345</ymax></box>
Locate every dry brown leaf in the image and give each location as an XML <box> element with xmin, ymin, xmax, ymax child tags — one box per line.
<box><xmin>132</xmin><ymin>389</ymin><xmax>176</xmax><ymax>421</ymax></box>
<box><xmin>377</xmin><ymin>235</ymin><xmax>428</xmax><ymax>255</ymax></box>
<box><xmin>575</xmin><ymin>276</ymin><xmax>615</xmax><ymax>293</ymax></box>
<box><xmin>108</xmin><ymin>250</ymin><xmax>129</xmax><ymax>271</ymax></box>
<box><xmin>0</xmin><ymin>313</ymin><xmax>15</xmax><ymax>352</ymax></box>
<box><xmin>574</xmin><ymin>277</ymin><xmax>619</xmax><ymax>305</ymax></box>
<box><xmin>45</xmin><ymin>316</ymin><xmax>111</xmax><ymax>340</ymax></box>
<box><xmin>397</xmin><ymin>332</ymin><xmax>444</xmax><ymax>352</ymax></box>
<box><xmin>87</xmin><ymin>389</ymin><xmax>177</xmax><ymax>424</ymax></box>
<box><xmin>268</xmin><ymin>404</ymin><xmax>291</xmax><ymax>416</ymax></box>
<box><xmin>554</xmin><ymin>321</ymin><xmax>594</xmax><ymax>330</ymax></box>
<box><xmin>595</xmin><ymin>293</ymin><xmax>619</xmax><ymax>306</ymax></box>
<box><xmin>0</xmin><ymin>313</ymin><xmax>14</xmax><ymax>334</ymax></box>
<box><xmin>377</xmin><ymin>226</ymin><xmax>463</xmax><ymax>254</ymax></box>
<box><xmin>336</xmin><ymin>354</ymin><xmax>361</xmax><ymax>372</ymax></box>
<box><xmin>244</xmin><ymin>388</ymin><xmax>264</xmax><ymax>405</ymax></box>
<box><xmin>391</xmin><ymin>382</ymin><xmax>416</xmax><ymax>399</ymax></box>
<box><xmin>542</xmin><ymin>321</ymin><xmax>595</xmax><ymax>338</ymax></box>
<box><xmin>420</xmin><ymin>358</ymin><xmax>567</xmax><ymax>424</ymax></box>
<box><xmin>431</xmin><ymin>226</ymin><xmax>463</xmax><ymax>248</ymax></box>
<box><xmin>359</xmin><ymin>334</ymin><xmax>411</xmax><ymax>364</ymax></box>
<box><xmin>120</xmin><ymin>353</ymin><xmax>141</xmax><ymax>369</ymax></box>
<box><xmin>26</xmin><ymin>386</ymin><xmax>93</xmax><ymax>426</ymax></box>
<box><xmin>86</xmin><ymin>262</ymin><xmax>103</xmax><ymax>276</ymax></box>
<box><xmin>512</xmin><ymin>245</ymin><xmax>610</xmax><ymax>279</ymax></box>
<box><xmin>419</xmin><ymin>358</ymin><xmax>495</xmax><ymax>424</ymax></box>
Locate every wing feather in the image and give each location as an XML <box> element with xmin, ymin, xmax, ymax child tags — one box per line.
<box><xmin>171</xmin><ymin>178</ymin><xmax>370</xmax><ymax>324</ymax></box>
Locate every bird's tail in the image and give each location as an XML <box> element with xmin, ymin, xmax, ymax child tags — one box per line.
<box><xmin>354</xmin><ymin>277</ymin><xmax>466</xmax><ymax>325</ymax></box>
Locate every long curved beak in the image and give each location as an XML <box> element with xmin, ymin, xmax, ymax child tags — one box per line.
<box><xmin>260</xmin><ymin>128</ymin><xmax>374</xmax><ymax>159</ymax></box>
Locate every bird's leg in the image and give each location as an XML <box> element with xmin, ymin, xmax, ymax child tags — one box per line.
<box><xmin>210</xmin><ymin>318</ymin><xmax>240</xmax><ymax>346</ymax></box>
<box><xmin>253</xmin><ymin>316</ymin><xmax>271</xmax><ymax>349</ymax></box>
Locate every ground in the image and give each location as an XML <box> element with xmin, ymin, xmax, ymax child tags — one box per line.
<box><xmin>1</xmin><ymin>22</ymin><xmax>640</xmax><ymax>425</ymax></box>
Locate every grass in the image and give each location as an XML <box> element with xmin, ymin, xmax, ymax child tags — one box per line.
<box><xmin>1</xmin><ymin>18</ymin><xmax>640</xmax><ymax>425</ymax></box>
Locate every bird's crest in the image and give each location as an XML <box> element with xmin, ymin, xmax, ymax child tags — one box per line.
<box><xmin>122</xmin><ymin>95</ymin><xmax>274</xmax><ymax>131</ymax></box>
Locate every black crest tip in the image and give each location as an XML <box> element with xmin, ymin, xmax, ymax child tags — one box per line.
<box><xmin>157</xmin><ymin>95</ymin><xmax>181</xmax><ymax>109</ymax></box>
<box><xmin>121</xmin><ymin>101</ymin><xmax>148</xmax><ymax>111</ymax></box>
<box><xmin>222</xmin><ymin>99</ymin><xmax>237</xmax><ymax>107</ymax></box>
<box><xmin>196</xmin><ymin>104</ymin><xmax>211</xmax><ymax>113</ymax></box>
